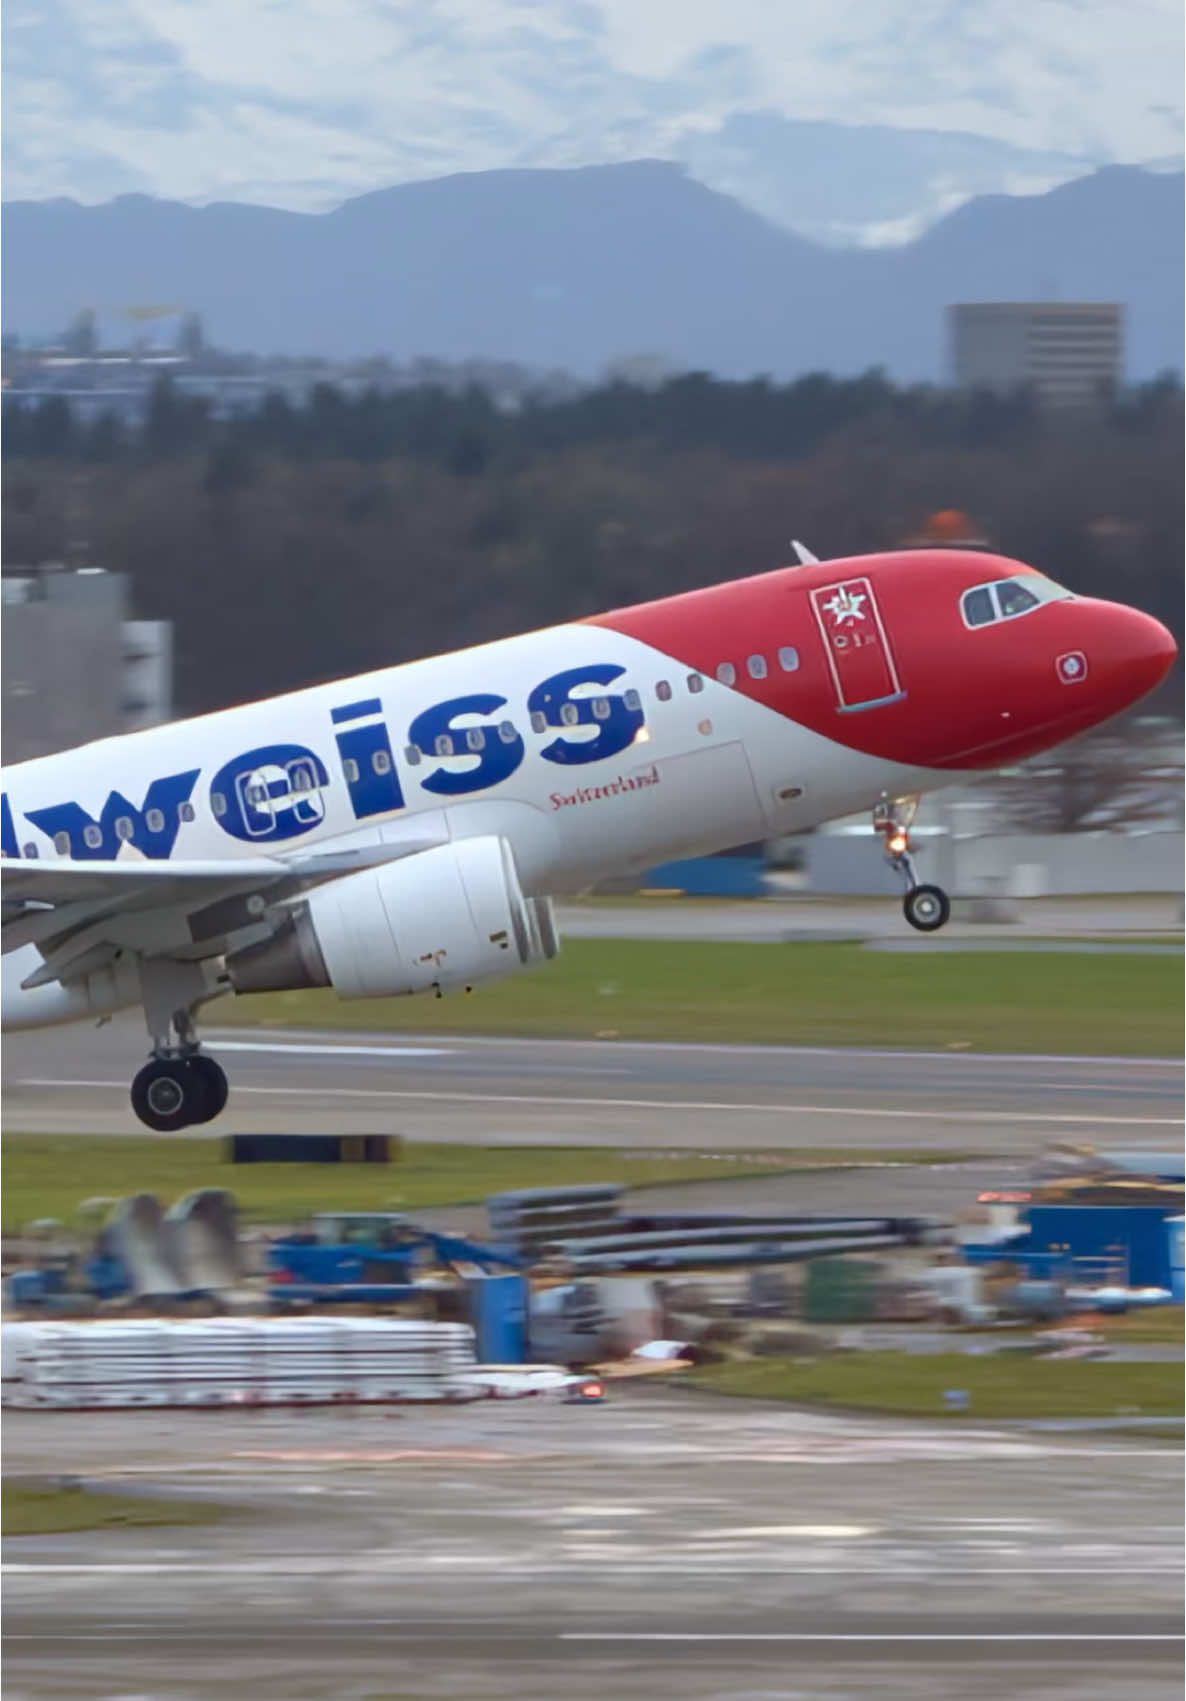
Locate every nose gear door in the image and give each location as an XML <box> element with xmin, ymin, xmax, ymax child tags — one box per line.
<box><xmin>809</xmin><ymin>576</ymin><xmax>904</xmax><ymax>712</ymax></box>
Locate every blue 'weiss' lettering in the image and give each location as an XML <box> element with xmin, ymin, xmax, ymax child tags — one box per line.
<box><xmin>1</xmin><ymin>793</ymin><xmax>18</xmax><ymax>859</ymax></box>
<box><xmin>408</xmin><ymin>693</ymin><xmax>524</xmax><ymax>797</ymax></box>
<box><xmin>27</xmin><ymin>771</ymin><xmax>201</xmax><ymax>861</ymax></box>
<box><xmin>208</xmin><ymin>744</ymin><xmax>330</xmax><ymax>843</ymax></box>
<box><xmin>12</xmin><ymin>661</ymin><xmax>647</xmax><ymax>857</ymax></box>
<box><xmin>528</xmin><ymin>664</ymin><xmax>643</xmax><ymax>765</ymax></box>
<box><xmin>331</xmin><ymin>699</ymin><xmax>405</xmax><ymax>819</ymax></box>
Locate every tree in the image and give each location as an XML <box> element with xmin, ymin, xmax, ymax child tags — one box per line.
<box><xmin>176</xmin><ymin>312</ymin><xmax>206</xmax><ymax>361</ymax></box>
<box><xmin>993</xmin><ymin>720</ymin><xmax>1183</xmax><ymax>834</ymax></box>
<box><xmin>62</xmin><ymin>308</ymin><xmax>97</xmax><ymax>358</ymax></box>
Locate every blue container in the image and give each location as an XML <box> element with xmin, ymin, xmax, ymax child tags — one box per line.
<box><xmin>469</xmin><ymin>1272</ymin><xmax>529</xmax><ymax>1363</ymax></box>
<box><xmin>1024</xmin><ymin>1205</ymin><xmax>1177</xmax><ymax>1289</ymax></box>
<box><xmin>642</xmin><ymin>856</ymin><xmax>768</xmax><ymax>897</ymax></box>
<box><xmin>1167</xmin><ymin>1218</ymin><xmax>1185</xmax><ymax>1303</ymax></box>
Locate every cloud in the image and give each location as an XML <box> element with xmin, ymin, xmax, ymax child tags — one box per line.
<box><xmin>2</xmin><ymin>0</ymin><xmax>1181</xmax><ymax>239</ymax></box>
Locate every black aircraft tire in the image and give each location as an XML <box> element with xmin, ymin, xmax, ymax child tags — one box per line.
<box><xmin>130</xmin><ymin>1059</ymin><xmax>207</xmax><ymax>1132</ymax></box>
<box><xmin>186</xmin><ymin>1055</ymin><xmax>229</xmax><ymax>1124</ymax></box>
<box><xmin>903</xmin><ymin>883</ymin><xmax>951</xmax><ymax>933</ymax></box>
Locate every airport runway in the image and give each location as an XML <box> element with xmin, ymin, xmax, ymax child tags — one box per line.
<box><xmin>557</xmin><ymin>895</ymin><xmax>1185</xmax><ymax>942</ymax></box>
<box><xmin>4</xmin><ymin>1393</ymin><xmax>1182</xmax><ymax>1700</ymax></box>
<box><xmin>3</xmin><ymin>1015</ymin><xmax>1180</xmax><ymax>1155</ymax></box>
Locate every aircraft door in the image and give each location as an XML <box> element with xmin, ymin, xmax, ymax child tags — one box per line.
<box><xmin>809</xmin><ymin>576</ymin><xmax>905</xmax><ymax>712</ymax></box>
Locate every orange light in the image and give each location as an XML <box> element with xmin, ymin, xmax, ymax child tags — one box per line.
<box><xmin>889</xmin><ymin>832</ymin><xmax>908</xmax><ymax>854</ymax></box>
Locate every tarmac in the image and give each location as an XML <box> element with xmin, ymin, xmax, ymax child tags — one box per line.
<box><xmin>3</xmin><ymin>1018</ymin><xmax>1180</xmax><ymax>1155</ymax></box>
<box><xmin>3</xmin><ymin>898</ymin><xmax>1181</xmax><ymax>1696</ymax></box>
<box><xmin>4</xmin><ymin>1390</ymin><xmax>1183</xmax><ymax>1701</ymax></box>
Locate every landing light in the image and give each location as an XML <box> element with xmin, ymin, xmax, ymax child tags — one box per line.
<box><xmin>888</xmin><ymin>832</ymin><xmax>908</xmax><ymax>855</ymax></box>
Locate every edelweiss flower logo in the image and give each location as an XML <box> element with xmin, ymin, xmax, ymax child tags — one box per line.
<box><xmin>822</xmin><ymin>586</ymin><xmax>867</xmax><ymax>626</ymax></box>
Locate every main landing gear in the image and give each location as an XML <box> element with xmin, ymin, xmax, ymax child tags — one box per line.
<box><xmin>131</xmin><ymin>959</ymin><xmax>230</xmax><ymax>1132</ymax></box>
<box><xmin>872</xmin><ymin>796</ymin><xmax>951</xmax><ymax>934</ymax></box>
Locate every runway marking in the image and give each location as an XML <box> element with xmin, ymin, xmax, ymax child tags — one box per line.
<box><xmin>3</xmin><ymin>1563</ymin><xmax>1173</xmax><ymax>1578</ymax></box>
<box><xmin>561</xmin><ymin>1633</ymin><xmax>1182</xmax><ymax>1644</ymax></box>
<box><xmin>16</xmin><ymin>1079</ymin><xmax>1180</xmax><ymax>1127</ymax></box>
<box><xmin>691</xmin><ymin>1524</ymin><xmax>872</xmax><ymax>1538</ymax></box>
<box><xmin>205</xmin><ymin>1029</ymin><xmax>1181</xmax><ymax>1068</ymax></box>
<box><xmin>232</xmin><ymin>1448</ymin><xmax>514</xmax><ymax>1463</ymax></box>
<box><xmin>210</xmin><ymin>1041</ymin><xmax>452</xmax><ymax>1059</ymax></box>
<box><xmin>4</xmin><ymin>1630</ymin><xmax>1179</xmax><ymax>1646</ymax></box>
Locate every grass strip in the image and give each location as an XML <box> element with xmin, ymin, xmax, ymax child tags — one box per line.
<box><xmin>3</xmin><ymin>1480</ymin><xmax>224</xmax><ymax>1537</ymax></box>
<box><xmin>688</xmin><ymin>1350</ymin><xmax>1185</xmax><ymax>1420</ymax></box>
<box><xmin>0</xmin><ymin>1134</ymin><xmax>971</xmax><ymax>1234</ymax></box>
<box><xmin>216</xmin><ymin>939</ymin><xmax>1181</xmax><ymax>1055</ymax></box>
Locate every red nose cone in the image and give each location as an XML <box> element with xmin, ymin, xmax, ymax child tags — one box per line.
<box><xmin>1106</xmin><ymin>605</ymin><xmax>1179</xmax><ymax>707</ymax></box>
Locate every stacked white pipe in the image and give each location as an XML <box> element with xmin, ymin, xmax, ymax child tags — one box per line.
<box><xmin>1</xmin><ymin>1317</ymin><xmax>483</xmax><ymax>1409</ymax></box>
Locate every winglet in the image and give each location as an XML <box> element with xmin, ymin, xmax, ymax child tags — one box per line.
<box><xmin>790</xmin><ymin>540</ymin><xmax>820</xmax><ymax>566</ymax></box>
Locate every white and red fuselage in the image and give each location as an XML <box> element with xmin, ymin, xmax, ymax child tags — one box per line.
<box><xmin>1</xmin><ymin>547</ymin><xmax>1176</xmax><ymax>1038</ymax></box>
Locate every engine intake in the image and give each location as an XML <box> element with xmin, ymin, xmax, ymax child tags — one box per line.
<box><xmin>228</xmin><ymin>835</ymin><xmax>557</xmax><ymax>999</ymax></box>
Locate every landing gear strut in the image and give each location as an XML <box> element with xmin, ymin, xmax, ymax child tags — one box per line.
<box><xmin>131</xmin><ymin>959</ymin><xmax>230</xmax><ymax>1132</ymax></box>
<box><xmin>872</xmin><ymin>796</ymin><xmax>951</xmax><ymax>933</ymax></box>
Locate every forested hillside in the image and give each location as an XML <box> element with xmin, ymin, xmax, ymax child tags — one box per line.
<box><xmin>3</xmin><ymin>373</ymin><xmax>1181</xmax><ymax>717</ymax></box>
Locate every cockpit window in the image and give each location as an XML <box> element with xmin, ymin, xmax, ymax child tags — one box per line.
<box><xmin>961</xmin><ymin>573</ymin><xmax>1073</xmax><ymax>630</ymax></box>
<box><xmin>962</xmin><ymin>586</ymin><xmax>996</xmax><ymax>627</ymax></box>
<box><xmin>996</xmin><ymin>580</ymin><xmax>1040</xmax><ymax>618</ymax></box>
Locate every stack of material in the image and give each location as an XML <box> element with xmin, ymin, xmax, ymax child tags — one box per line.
<box><xmin>545</xmin><ymin>1218</ymin><xmax>913</xmax><ymax>1274</ymax></box>
<box><xmin>1</xmin><ymin>1317</ymin><xmax>482</xmax><ymax>1409</ymax></box>
<box><xmin>486</xmin><ymin>1186</ymin><xmax>623</xmax><ymax>1259</ymax></box>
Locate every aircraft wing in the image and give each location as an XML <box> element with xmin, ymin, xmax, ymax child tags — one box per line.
<box><xmin>0</xmin><ymin>835</ymin><xmax>445</xmax><ymax>986</ymax></box>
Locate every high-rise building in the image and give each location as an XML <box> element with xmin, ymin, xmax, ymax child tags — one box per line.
<box><xmin>949</xmin><ymin>302</ymin><xmax>1123</xmax><ymax>407</ymax></box>
<box><xmin>1</xmin><ymin>566</ymin><xmax>173</xmax><ymax>763</ymax></box>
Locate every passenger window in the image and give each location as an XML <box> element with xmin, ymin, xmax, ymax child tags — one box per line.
<box><xmin>211</xmin><ymin>792</ymin><xmax>227</xmax><ymax>817</ymax></box>
<box><xmin>434</xmin><ymin>734</ymin><xmax>454</xmax><ymax>757</ymax></box>
<box><xmin>115</xmin><ymin>817</ymin><xmax>134</xmax><ymax>841</ymax></box>
<box><xmin>530</xmin><ymin>710</ymin><xmax>547</xmax><ymax>734</ymax></box>
<box><xmin>623</xmin><ymin>689</ymin><xmax>642</xmax><ymax>713</ymax></box>
<box><xmin>997</xmin><ymin>580</ymin><xmax>1040</xmax><ymax>618</ymax></box>
<box><xmin>591</xmin><ymin>697</ymin><xmax>611</xmax><ymax>721</ymax></box>
<box><xmin>962</xmin><ymin>587</ymin><xmax>996</xmax><ymax>628</ymax></box>
<box><xmin>716</xmin><ymin>662</ymin><xmax>736</xmax><ymax>686</ymax></box>
<box><xmin>83</xmin><ymin>824</ymin><xmax>103</xmax><ymax>849</ymax></box>
<box><xmin>464</xmin><ymin>728</ymin><xmax>485</xmax><ymax>753</ymax></box>
<box><xmin>246</xmin><ymin>783</ymin><xmax>267</xmax><ymax>806</ymax></box>
<box><xmin>747</xmin><ymin>654</ymin><xmax>768</xmax><ymax>680</ymax></box>
<box><xmin>655</xmin><ymin>680</ymin><xmax>672</xmax><ymax>702</ymax></box>
<box><xmin>560</xmin><ymin>702</ymin><xmax>580</xmax><ymax>726</ymax></box>
<box><xmin>498</xmin><ymin>721</ymin><xmax>518</xmax><ymax>744</ymax></box>
<box><xmin>145</xmin><ymin>808</ymin><xmax>165</xmax><ymax>834</ymax></box>
<box><xmin>404</xmin><ymin>744</ymin><xmax>422</xmax><ymax>766</ymax></box>
<box><xmin>343</xmin><ymin>758</ymin><xmax>360</xmax><ymax>783</ymax></box>
<box><xmin>372</xmin><ymin>748</ymin><xmax>393</xmax><ymax>771</ymax></box>
<box><xmin>687</xmin><ymin>673</ymin><xmax>704</xmax><ymax>694</ymax></box>
<box><xmin>179</xmin><ymin>801</ymin><xmax>196</xmax><ymax>823</ymax></box>
<box><xmin>22</xmin><ymin>842</ymin><xmax>38</xmax><ymax>859</ymax></box>
<box><xmin>54</xmin><ymin>831</ymin><xmax>71</xmax><ymax>856</ymax></box>
<box><xmin>778</xmin><ymin>646</ymin><xmax>800</xmax><ymax>672</ymax></box>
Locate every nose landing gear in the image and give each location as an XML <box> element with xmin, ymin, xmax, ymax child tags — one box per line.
<box><xmin>131</xmin><ymin>959</ymin><xmax>231</xmax><ymax>1132</ymax></box>
<box><xmin>873</xmin><ymin>796</ymin><xmax>951</xmax><ymax>933</ymax></box>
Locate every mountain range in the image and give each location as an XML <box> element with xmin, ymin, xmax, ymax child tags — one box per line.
<box><xmin>4</xmin><ymin>162</ymin><xmax>1182</xmax><ymax>381</ymax></box>
<box><xmin>6</xmin><ymin>0</ymin><xmax>1181</xmax><ymax>246</ymax></box>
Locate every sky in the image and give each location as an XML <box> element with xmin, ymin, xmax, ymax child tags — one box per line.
<box><xmin>3</xmin><ymin>0</ymin><xmax>1182</xmax><ymax>241</ymax></box>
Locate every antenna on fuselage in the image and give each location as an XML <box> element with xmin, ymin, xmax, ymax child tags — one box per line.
<box><xmin>790</xmin><ymin>540</ymin><xmax>820</xmax><ymax>566</ymax></box>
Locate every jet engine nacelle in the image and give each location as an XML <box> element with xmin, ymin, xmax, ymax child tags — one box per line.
<box><xmin>227</xmin><ymin>835</ymin><xmax>558</xmax><ymax>999</ymax></box>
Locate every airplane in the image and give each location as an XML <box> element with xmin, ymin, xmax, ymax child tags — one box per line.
<box><xmin>1</xmin><ymin>546</ymin><xmax>1176</xmax><ymax>1131</ymax></box>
